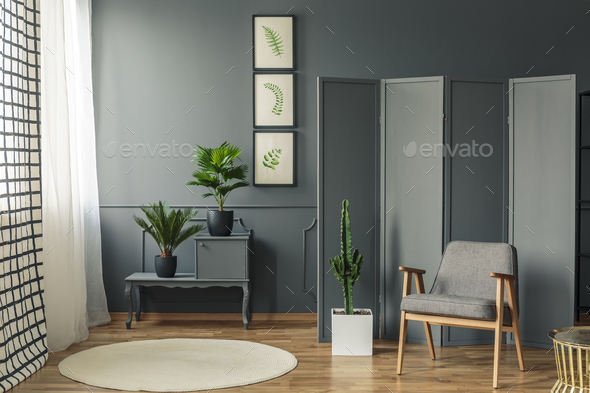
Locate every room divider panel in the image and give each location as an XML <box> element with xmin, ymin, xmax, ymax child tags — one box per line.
<box><xmin>380</xmin><ymin>77</ymin><xmax>445</xmax><ymax>344</ymax></box>
<box><xmin>509</xmin><ymin>75</ymin><xmax>576</xmax><ymax>348</ymax></box>
<box><xmin>317</xmin><ymin>78</ymin><xmax>380</xmax><ymax>343</ymax></box>
<box><xmin>443</xmin><ymin>78</ymin><xmax>508</xmax><ymax>346</ymax></box>
<box><xmin>318</xmin><ymin>74</ymin><xmax>575</xmax><ymax>348</ymax></box>
<box><xmin>380</xmin><ymin>76</ymin><xmax>508</xmax><ymax>345</ymax></box>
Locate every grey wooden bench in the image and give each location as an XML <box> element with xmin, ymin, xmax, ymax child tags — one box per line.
<box><xmin>124</xmin><ymin>272</ymin><xmax>250</xmax><ymax>330</ymax></box>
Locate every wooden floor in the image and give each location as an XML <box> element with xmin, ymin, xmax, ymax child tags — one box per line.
<box><xmin>12</xmin><ymin>314</ymin><xmax>558</xmax><ymax>392</ymax></box>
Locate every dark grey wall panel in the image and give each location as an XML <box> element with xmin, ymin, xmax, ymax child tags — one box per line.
<box><xmin>444</xmin><ymin>79</ymin><xmax>507</xmax><ymax>345</ymax></box>
<box><xmin>381</xmin><ymin>77</ymin><xmax>444</xmax><ymax>345</ymax></box>
<box><xmin>509</xmin><ymin>75</ymin><xmax>576</xmax><ymax>348</ymax></box>
<box><xmin>318</xmin><ymin>78</ymin><xmax>379</xmax><ymax>343</ymax></box>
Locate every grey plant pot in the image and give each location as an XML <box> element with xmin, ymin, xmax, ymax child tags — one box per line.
<box><xmin>154</xmin><ymin>256</ymin><xmax>177</xmax><ymax>278</ymax></box>
<box><xmin>207</xmin><ymin>210</ymin><xmax>234</xmax><ymax>236</ymax></box>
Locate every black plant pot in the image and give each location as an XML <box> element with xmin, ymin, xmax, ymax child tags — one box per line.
<box><xmin>154</xmin><ymin>256</ymin><xmax>177</xmax><ymax>278</ymax></box>
<box><xmin>207</xmin><ymin>210</ymin><xmax>234</xmax><ymax>236</ymax></box>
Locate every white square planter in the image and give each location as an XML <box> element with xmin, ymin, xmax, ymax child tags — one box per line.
<box><xmin>331</xmin><ymin>308</ymin><xmax>373</xmax><ymax>356</ymax></box>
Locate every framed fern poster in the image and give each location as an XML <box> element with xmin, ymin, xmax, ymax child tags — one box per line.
<box><xmin>253</xmin><ymin>73</ymin><xmax>295</xmax><ymax>128</ymax></box>
<box><xmin>253</xmin><ymin>131</ymin><xmax>296</xmax><ymax>186</ymax></box>
<box><xmin>253</xmin><ymin>15</ymin><xmax>294</xmax><ymax>70</ymax></box>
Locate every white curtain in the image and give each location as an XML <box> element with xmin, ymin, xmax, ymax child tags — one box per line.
<box><xmin>40</xmin><ymin>0</ymin><xmax>110</xmax><ymax>351</ymax></box>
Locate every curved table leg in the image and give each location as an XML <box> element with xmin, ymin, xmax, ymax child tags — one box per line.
<box><xmin>124</xmin><ymin>281</ymin><xmax>133</xmax><ymax>329</ymax></box>
<box><xmin>242</xmin><ymin>282</ymin><xmax>250</xmax><ymax>330</ymax></box>
<box><xmin>135</xmin><ymin>285</ymin><xmax>142</xmax><ymax>321</ymax></box>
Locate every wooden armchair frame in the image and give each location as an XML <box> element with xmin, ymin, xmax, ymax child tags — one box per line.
<box><xmin>397</xmin><ymin>266</ymin><xmax>525</xmax><ymax>389</ymax></box>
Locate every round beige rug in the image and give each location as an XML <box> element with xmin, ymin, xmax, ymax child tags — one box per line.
<box><xmin>58</xmin><ymin>339</ymin><xmax>298</xmax><ymax>392</ymax></box>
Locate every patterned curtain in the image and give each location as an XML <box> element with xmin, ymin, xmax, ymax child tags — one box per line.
<box><xmin>0</xmin><ymin>0</ymin><xmax>47</xmax><ymax>391</ymax></box>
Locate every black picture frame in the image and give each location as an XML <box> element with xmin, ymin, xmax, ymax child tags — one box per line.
<box><xmin>253</xmin><ymin>72</ymin><xmax>296</xmax><ymax>128</ymax></box>
<box><xmin>252</xmin><ymin>15</ymin><xmax>295</xmax><ymax>71</ymax></box>
<box><xmin>253</xmin><ymin>131</ymin><xmax>296</xmax><ymax>187</ymax></box>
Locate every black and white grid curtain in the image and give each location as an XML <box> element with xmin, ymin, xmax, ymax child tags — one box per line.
<box><xmin>0</xmin><ymin>0</ymin><xmax>48</xmax><ymax>391</ymax></box>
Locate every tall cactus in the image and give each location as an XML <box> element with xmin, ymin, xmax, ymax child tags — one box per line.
<box><xmin>329</xmin><ymin>199</ymin><xmax>364</xmax><ymax>315</ymax></box>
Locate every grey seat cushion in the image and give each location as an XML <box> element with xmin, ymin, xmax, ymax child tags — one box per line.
<box><xmin>400</xmin><ymin>293</ymin><xmax>512</xmax><ymax>324</ymax></box>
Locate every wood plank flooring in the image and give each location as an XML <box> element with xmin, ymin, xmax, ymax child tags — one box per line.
<box><xmin>11</xmin><ymin>314</ymin><xmax>558</xmax><ymax>392</ymax></box>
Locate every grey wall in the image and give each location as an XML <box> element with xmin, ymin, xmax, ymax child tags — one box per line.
<box><xmin>92</xmin><ymin>0</ymin><xmax>590</xmax><ymax>314</ymax></box>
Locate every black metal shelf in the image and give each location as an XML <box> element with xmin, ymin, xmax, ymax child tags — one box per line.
<box><xmin>579</xmin><ymin>253</ymin><xmax>590</xmax><ymax>259</ymax></box>
<box><xmin>580</xmin><ymin>145</ymin><xmax>590</xmax><ymax>150</ymax></box>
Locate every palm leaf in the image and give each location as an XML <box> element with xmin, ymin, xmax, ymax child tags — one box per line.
<box><xmin>222</xmin><ymin>165</ymin><xmax>248</xmax><ymax>182</ymax></box>
<box><xmin>186</xmin><ymin>141</ymin><xmax>250</xmax><ymax>210</ymax></box>
<box><xmin>141</xmin><ymin>204</ymin><xmax>167</xmax><ymax>249</ymax></box>
<box><xmin>133</xmin><ymin>215</ymin><xmax>163</xmax><ymax>251</ymax></box>
<box><xmin>217</xmin><ymin>181</ymin><xmax>251</xmax><ymax>197</ymax></box>
<box><xmin>133</xmin><ymin>201</ymin><xmax>202</xmax><ymax>257</ymax></box>
<box><xmin>172</xmin><ymin>224</ymin><xmax>206</xmax><ymax>251</ymax></box>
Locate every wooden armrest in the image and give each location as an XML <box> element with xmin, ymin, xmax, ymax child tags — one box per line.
<box><xmin>490</xmin><ymin>272</ymin><xmax>516</xmax><ymax>281</ymax></box>
<box><xmin>399</xmin><ymin>266</ymin><xmax>426</xmax><ymax>275</ymax></box>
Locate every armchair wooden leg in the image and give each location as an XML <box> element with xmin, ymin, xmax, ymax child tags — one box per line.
<box><xmin>493</xmin><ymin>323</ymin><xmax>503</xmax><ymax>389</ymax></box>
<box><xmin>423</xmin><ymin>322</ymin><xmax>436</xmax><ymax>360</ymax></box>
<box><xmin>513</xmin><ymin>328</ymin><xmax>525</xmax><ymax>372</ymax></box>
<box><xmin>493</xmin><ymin>278</ymin><xmax>505</xmax><ymax>389</ymax></box>
<box><xmin>507</xmin><ymin>281</ymin><xmax>525</xmax><ymax>371</ymax></box>
<box><xmin>413</xmin><ymin>272</ymin><xmax>436</xmax><ymax>361</ymax></box>
<box><xmin>397</xmin><ymin>311</ymin><xmax>409</xmax><ymax>375</ymax></box>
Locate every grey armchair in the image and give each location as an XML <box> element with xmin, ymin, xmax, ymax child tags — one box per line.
<box><xmin>397</xmin><ymin>241</ymin><xmax>525</xmax><ymax>389</ymax></box>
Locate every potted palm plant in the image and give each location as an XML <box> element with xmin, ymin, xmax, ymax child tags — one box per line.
<box><xmin>186</xmin><ymin>141</ymin><xmax>250</xmax><ymax>236</ymax></box>
<box><xmin>329</xmin><ymin>199</ymin><xmax>372</xmax><ymax>356</ymax></box>
<box><xmin>133</xmin><ymin>201</ymin><xmax>206</xmax><ymax>277</ymax></box>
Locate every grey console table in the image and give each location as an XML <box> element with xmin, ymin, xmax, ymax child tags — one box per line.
<box><xmin>127</xmin><ymin>226</ymin><xmax>252</xmax><ymax>330</ymax></box>
<box><xmin>124</xmin><ymin>273</ymin><xmax>250</xmax><ymax>330</ymax></box>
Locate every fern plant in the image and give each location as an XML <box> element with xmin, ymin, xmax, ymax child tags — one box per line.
<box><xmin>262</xmin><ymin>148</ymin><xmax>282</xmax><ymax>170</ymax></box>
<box><xmin>133</xmin><ymin>201</ymin><xmax>206</xmax><ymax>257</ymax></box>
<box><xmin>186</xmin><ymin>142</ymin><xmax>250</xmax><ymax>211</ymax></box>
<box><xmin>263</xmin><ymin>83</ymin><xmax>283</xmax><ymax>116</ymax></box>
<box><xmin>262</xmin><ymin>26</ymin><xmax>284</xmax><ymax>58</ymax></box>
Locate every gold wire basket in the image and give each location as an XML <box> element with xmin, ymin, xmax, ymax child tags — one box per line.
<box><xmin>548</xmin><ymin>327</ymin><xmax>590</xmax><ymax>392</ymax></box>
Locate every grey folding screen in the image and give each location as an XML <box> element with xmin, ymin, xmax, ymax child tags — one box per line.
<box><xmin>318</xmin><ymin>74</ymin><xmax>576</xmax><ymax>349</ymax></box>
<box><xmin>317</xmin><ymin>78</ymin><xmax>380</xmax><ymax>343</ymax></box>
<box><xmin>442</xmin><ymin>78</ymin><xmax>508</xmax><ymax>346</ymax></box>
<box><xmin>508</xmin><ymin>75</ymin><xmax>576</xmax><ymax>348</ymax></box>
<box><xmin>380</xmin><ymin>77</ymin><xmax>445</xmax><ymax>344</ymax></box>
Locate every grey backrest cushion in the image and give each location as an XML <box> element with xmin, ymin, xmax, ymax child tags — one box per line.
<box><xmin>430</xmin><ymin>241</ymin><xmax>518</xmax><ymax>304</ymax></box>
